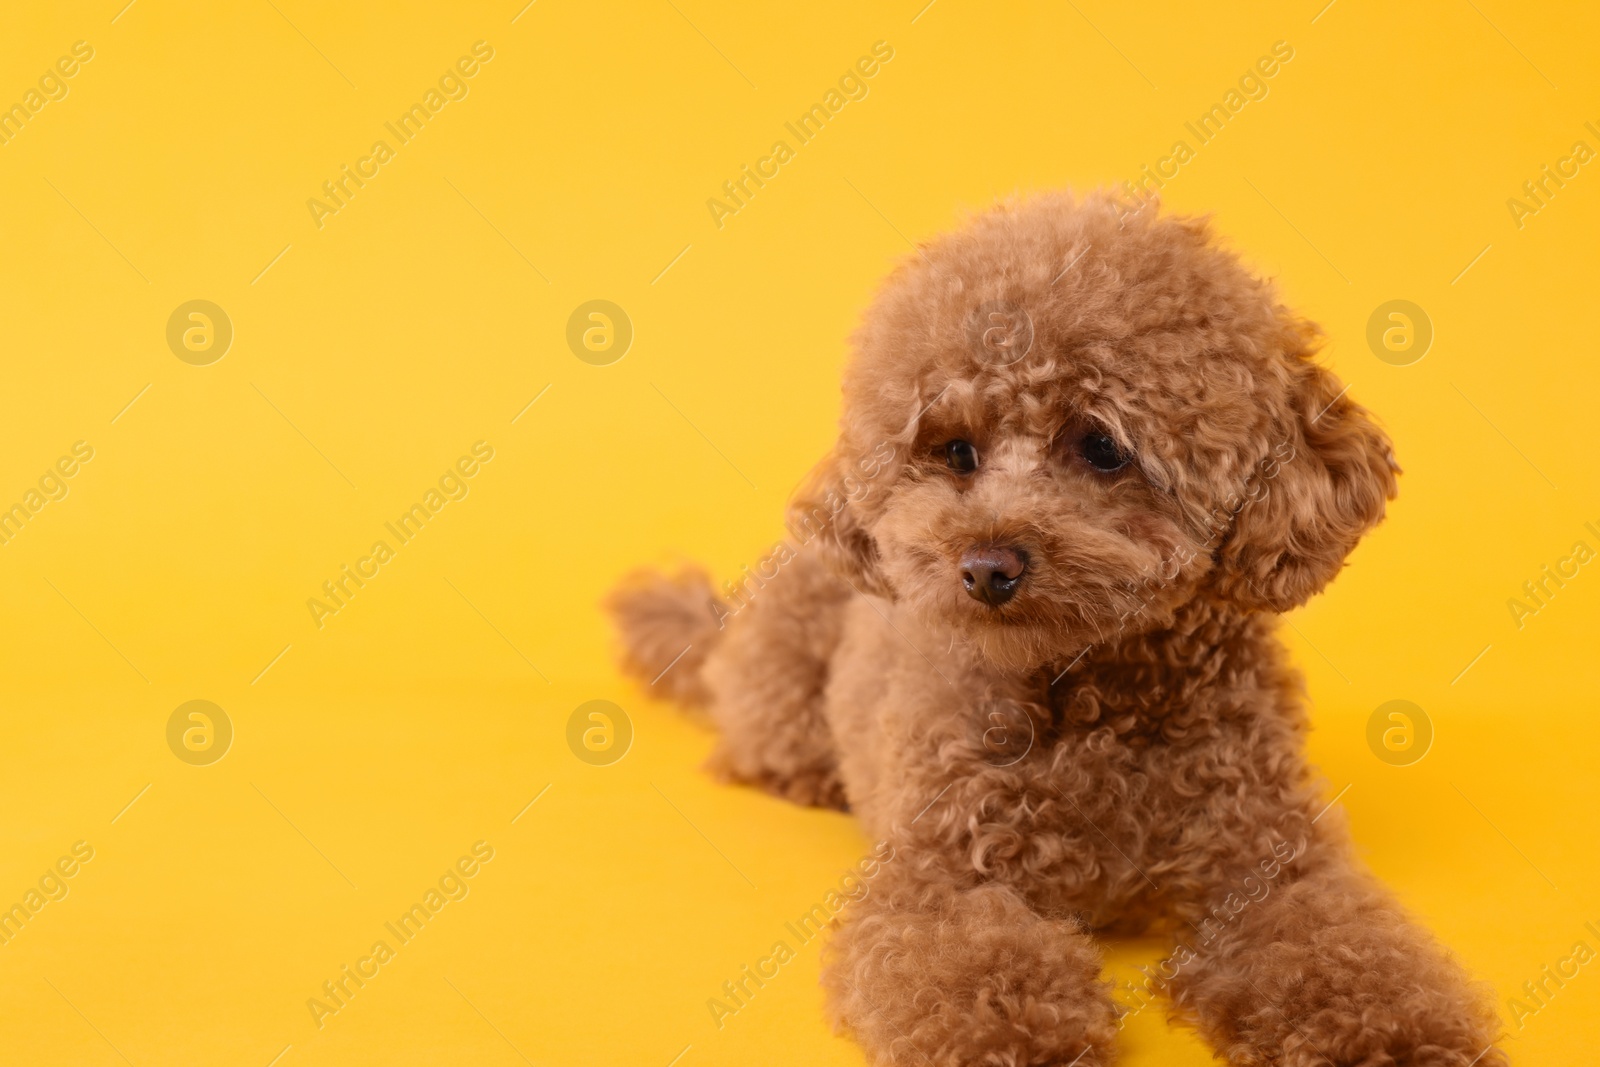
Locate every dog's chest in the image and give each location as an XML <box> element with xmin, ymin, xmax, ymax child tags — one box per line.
<box><xmin>824</xmin><ymin>597</ymin><xmax>1289</xmax><ymax>920</ymax></box>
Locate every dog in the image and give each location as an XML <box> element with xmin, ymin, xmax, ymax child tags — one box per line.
<box><xmin>609</xmin><ymin>191</ymin><xmax>1504</xmax><ymax>1066</ymax></box>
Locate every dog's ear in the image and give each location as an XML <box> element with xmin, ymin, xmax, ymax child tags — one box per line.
<box><xmin>785</xmin><ymin>446</ymin><xmax>895</xmax><ymax>597</ymax></box>
<box><xmin>1212</xmin><ymin>360</ymin><xmax>1399</xmax><ymax>613</ymax></box>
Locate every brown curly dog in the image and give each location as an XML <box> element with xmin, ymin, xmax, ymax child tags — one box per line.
<box><xmin>609</xmin><ymin>192</ymin><xmax>1504</xmax><ymax>1066</ymax></box>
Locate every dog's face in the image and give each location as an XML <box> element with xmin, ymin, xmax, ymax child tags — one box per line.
<box><xmin>789</xmin><ymin>193</ymin><xmax>1397</xmax><ymax>671</ymax></box>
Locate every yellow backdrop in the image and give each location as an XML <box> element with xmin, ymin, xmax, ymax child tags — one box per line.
<box><xmin>1</xmin><ymin>1</ymin><xmax>1595</xmax><ymax>1064</ymax></box>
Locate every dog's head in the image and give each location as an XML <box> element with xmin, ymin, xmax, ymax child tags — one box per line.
<box><xmin>788</xmin><ymin>192</ymin><xmax>1398</xmax><ymax>671</ymax></box>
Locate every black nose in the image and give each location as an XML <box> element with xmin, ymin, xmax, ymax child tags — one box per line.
<box><xmin>960</xmin><ymin>545</ymin><xmax>1027</xmax><ymax>606</ymax></box>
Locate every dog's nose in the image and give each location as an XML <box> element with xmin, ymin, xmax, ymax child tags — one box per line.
<box><xmin>960</xmin><ymin>545</ymin><xmax>1027</xmax><ymax>606</ymax></box>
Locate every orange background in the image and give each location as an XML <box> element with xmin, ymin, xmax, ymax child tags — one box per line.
<box><xmin>0</xmin><ymin>1</ymin><xmax>1595</xmax><ymax>1063</ymax></box>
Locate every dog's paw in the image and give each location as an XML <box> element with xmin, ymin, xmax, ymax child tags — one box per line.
<box><xmin>825</xmin><ymin>883</ymin><xmax>1119</xmax><ymax>1066</ymax></box>
<box><xmin>704</xmin><ymin>743</ymin><xmax>850</xmax><ymax>810</ymax></box>
<box><xmin>1230</xmin><ymin>1007</ymin><xmax>1506</xmax><ymax>1067</ymax></box>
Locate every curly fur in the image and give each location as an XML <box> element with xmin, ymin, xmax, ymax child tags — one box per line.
<box><xmin>607</xmin><ymin>568</ymin><xmax>723</xmax><ymax>708</ymax></box>
<box><xmin>609</xmin><ymin>191</ymin><xmax>1504</xmax><ymax>1066</ymax></box>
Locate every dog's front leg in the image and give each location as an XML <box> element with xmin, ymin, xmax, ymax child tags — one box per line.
<box><xmin>822</xmin><ymin>860</ymin><xmax>1119</xmax><ymax>1066</ymax></box>
<box><xmin>1166</xmin><ymin>848</ymin><xmax>1505</xmax><ymax>1067</ymax></box>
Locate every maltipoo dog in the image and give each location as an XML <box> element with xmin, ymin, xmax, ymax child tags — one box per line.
<box><xmin>610</xmin><ymin>192</ymin><xmax>1503</xmax><ymax>1066</ymax></box>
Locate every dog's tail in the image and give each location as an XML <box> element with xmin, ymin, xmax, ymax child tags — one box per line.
<box><xmin>605</xmin><ymin>568</ymin><xmax>725</xmax><ymax>708</ymax></box>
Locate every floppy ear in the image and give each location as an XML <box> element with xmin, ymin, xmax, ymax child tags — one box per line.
<box><xmin>1212</xmin><ymin>361</ymin><xmax>1399</xmax><ymax>613</ymax></box>
<box><xmin>785</xmin><ymin>447</ymin><xmax>895</xmax><ymax>597</ymax></box>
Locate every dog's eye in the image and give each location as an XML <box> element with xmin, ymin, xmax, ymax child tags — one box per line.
<box><xmin>1080</xmin><ymin>433</ymin><xmax>1130</xmax><ymax>472</ymax></box>
<box><xmin>944</xmin><ymin>440</ymin><xmax>979</xmax><ymax>473</ymax></box>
